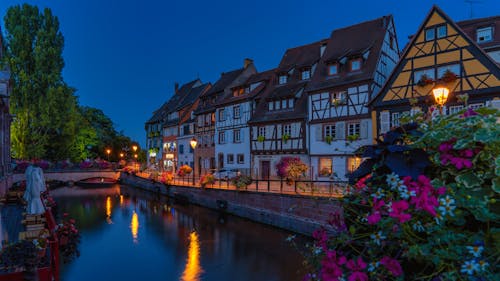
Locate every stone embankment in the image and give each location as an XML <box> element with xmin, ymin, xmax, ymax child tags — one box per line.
<box><xmin>120</xmin><ymin>172</ymin><xmax>342</xmax><ymax>236</ymax></box>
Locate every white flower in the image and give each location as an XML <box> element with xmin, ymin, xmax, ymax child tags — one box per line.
<box><xmin>371</xmin><ymin>188</ymin><xmax>385</xmax><ymax>199</ymax></box>
<box><xmin>399</xmin><ymin>188</ymin><xmax>416</xmax><ymax>200</ymax></box>
<box><xmin>370</xmin><ymin>231</ymin><xmax>386</xmax><ymax>246</ymax></box>
<box><xmin>368</xmin><ymin>261</ymin><xmax>379</xmax><ymax>272</ymax></box>
<box><xmin>434</xmin><ymin>212</ymin><xmax>445</xmax><ymax>224</ymax></box>
<box><xmin>478</xmin><ymin>259</ymin><xmax>489</xmax><ymax>271</ymax></box>
<box><xmin>466</xmin><ymin>245</ymin><xmax>484</xmax><ymax>258</ymax></box>
<box><xmin>286</xmin><ymin>235</ymin><xmax>296</xmax><ymax>242</ymax></box>
<box><xmin>386</xmin><ymin>173</ymin><xmax>400</xmax><ymax>188</ymax></box>
<box><xmin>461</xmin><ymin>260</ymin><xmax>479</xmax><ymax>275</ymax></box>
<box><xmin>313</xmin><ymin>246</ymin><xmax>323</xmax><ymax>255</ymax></box>
<box><xmin>439</xmin><ymin>195</ymin><xmax>455</xmax><ymax>207</ymax></box>
<box><xmin>438</xmin><ymin>205</ymin><xmax>456</xmax><ymax>217</ymax></box>
<box><xmin>412</xmin><ymin>221</ymin><xmax>425</xmax><ymax>232</ymax></box>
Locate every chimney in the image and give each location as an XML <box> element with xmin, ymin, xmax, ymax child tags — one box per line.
<box><xmin>174</xmin><ymin>82</ymin><xmax>179</xmax><ymax>94</ymax></box>
<box><xmin>244</xmin><ymin>58</ymin><xmax>253</xmax><ymax>69</ymax></box>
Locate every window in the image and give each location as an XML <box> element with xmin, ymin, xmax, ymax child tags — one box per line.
<box><xmin>279</xmin><ymin>75</ymin><xmax>287</xmax><ymax>85</ymax></box>
<box><xmin>350</xmin><ymin>59</ymin><xmax>361</xmax><ymax>71</ymax></box>
<box><xmin>289</xmin><ymin>98</ymin><xmax>294</xmax><ymax>108</ymax></box>
<box><xmin>438</xmin><ymin>64</ymin><xmax>460</xmax><ymax>78</ymax></box>
<box><xmin>210</xmin><ymin>134</ymin><xmax>215</xmax><ymax>145</ymax></box>
<box><xmin>275</xmin><ymin>100</ymin><xmax>281</xmax><ymax>110</ymax></box>
<box><xmin>389</xmin><ymin>35</ymin><xmax>395</xmax><ymax>50</ymax></box>
<box><xmin>183</xmin><ymin>125</ymin><xmax>190</xmax><ymax>135</ymax></box>
<box><xmin>448</xmin><ymin>105</ymin><xmax>464</xmax><ymax>115</ymax></box>
<box><xmin>233</xmin><ymin>106</ymin><xmax>241</xmax><ymax>119</ymax></box>
<box><xmin>233</xmin><ymin>129</ymin><xmax>241</xmax><ymax>143</ymax></box>
<box><xmin>179</xmin><ymin>144</ymin><xmax>184</xmax><ymax>154</ymax></box>
<box><xmin>282</xmin><ymin>99</ymin><xmax>287</xmax><ymax>109</ymax></box>
<box><xmin>218</xmin><ymin>109</ymin><xmax>225</xmax><ymax>121</ymax></box>
<box><xmin>324</xmin><ymin>124</ymin><xmax>336</xmax><ymax>139</ymax></box>
<box><xmin>348</xmin><ymin>123</ymin><xmax>361</xmax><ymax>136</ymax></box>
<box><xmin>283</xmin><ymin>124</ymin><xmax>292</xmax><ymax>136</ymax></box>
<box><xmin>469</xmin><ymin>103</ymin><xmax>484</xmax><ymax>110</ymax></box>
<box><xmin>391</xmin><ymin>112</ymin><xmax>400</xmax><ymax>128</ymax></box>
<box><xmin>233</xmin><ymin>88</ymin><xmax>245</xmax><ymax>97</ymax></box>
<box><xmin>331</xmin><ymin>91</ymin><xmax>347</xmax><ymax>106</ymax></box>
<box><xmin>258</xmin><ymin>127</ymin><xmax>266</xmax><ymax>137</ymax></box>
<box><xmin>414</xmin><ymin>68</ymin><xmax>435</xmax><ymax>83</ymax></box>
<box><xmin>425</xmin><ymin>28</ymin><xmax>435</xmax><ymax>41</ymax></box>
<box><xmin>328</xmin><ymin>64</ymin><xmax>338</xmax><ymax>75</ymax></box>
<box><xmin>211</xmin><ymin>112</ymin><xmax>215</xmax><ymax>123</ymax></box>
<box><xmin>227</xmin><ymin>154</ymin><xmax>234</xmax><ymax>164</ymax></box>
<box><xmin>268</xmin><ymin>101</ymin><xmax>274</xmax><ymax>111</ymax></box>
<box><xmin>347</xmin><ymin>157</ymin><xmax>362</xmax><ymax>173</ymax></box>
<box><xmin>219</xmin><ymin>131</ymin><xmax>226</xmax><ymax>144</ymax></box>
<box><xmin>437</xmin><ymin>25</ymin><xmax>447</xmax><ymax>38</ymax></box>
<box><xmin>237</xmin><ymin>154</ymin><xmax>244</xmax><ymax>164</ymax></box>
<box><xmin>319</xmin><ymin>158</ymin><xmax>332</xmax><ymax>177</ymax></box>
<box><xmin>301</xmin><ymin>69</ymin><xmax>311</xmax><ymax>80</ymax></box>
<box><xmin>477</xmin><ymin>27</ymin><xmax>493</xmax><ymax>43</ymax></box>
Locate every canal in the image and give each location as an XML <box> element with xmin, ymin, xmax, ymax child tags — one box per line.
<box><xmin>51</xmin><ymin>184</ymin><xmax>307</xmax><ymax>281</ymax></box>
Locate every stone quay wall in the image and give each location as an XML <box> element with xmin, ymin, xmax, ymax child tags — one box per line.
<box><xmin>120</xmin><ymin>172</ymin><xmax>342</xmax><ymax>236</ymax></box>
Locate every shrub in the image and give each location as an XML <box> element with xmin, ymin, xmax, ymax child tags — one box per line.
<box><xmin>177</xmin><ymin>165</ymin><xmax>193</xmax><ymax>177</ymax></box>
<box><xmin>231</xmin><ymin>175</ymin><xmax>252</xmax><ymax>189</ymax></box>
<box><xmin>200</xmin><ymin>174</ymin><xmax>215</xmax><ymax>187</ymax></box>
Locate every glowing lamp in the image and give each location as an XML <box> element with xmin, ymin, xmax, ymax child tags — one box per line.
<box><xmin>432</xmin><ymin>87</ymin><xmax>449</xmax><ymax>107</ymax></box>
<box><xmin>132</xmin><ymin>145</ymin><xmax>138</xmax><ymax>152</ymax></box>
<box><xmin>190</xmin><ymin>137</ymin><xmax>198</xmax><ymax>150</ymax></box>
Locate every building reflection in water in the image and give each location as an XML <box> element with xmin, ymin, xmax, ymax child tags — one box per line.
<box><xmin>106</xmin><ymin>196</ymin><xmax>112</xmax><ymax>224</ymax></box>
<box><xmin>181</xmin><ymin>231</ymin><xmax>203</xmax><ymax>281</ymax></box>
<box><xmin>130</xmin><ymin>210</ymin><xmax>139</xmax><ymax>243</ymax></box>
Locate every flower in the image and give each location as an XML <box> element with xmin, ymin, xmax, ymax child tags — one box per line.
<box><xmin>370</xmin><ymin>231</ymin><xmax>386</xmax><ymax>245</ymax></box>
<box><xmin>466</xmin><ymin>245</ymin><xmax>484</xmax><ymax>258</ymax></box>
<box><xmin>385</xmin><ymin>173</ymin><xmax>400</xmax><ymax>188</ymax></box>
<box><xmin>371</xmin><ymin>188</ymin><xmax>385</xmax><ymax>199</ymax></box>
<box><xmin>313</xmin><ymin>228</ymin><xmax>328</xmax><ymax>250</ymax></box>
<box><xmin>460</xmin><ymin>260</ymin><xmax>479</xmax><ymax>275</ymax></box>
<box><xmin>346</xmin><ymin>257</ymin><xmax>368</xmax><ymax>281</ymax></box>
<box><xmin>412</xmin><ymin>221</ymin><xmax>425</xmax><ymax>232</ymax></box>
<box><xmin>438</xmin><ymin>195</ymin><xmax>456</xmax><ymax>217</ymax></box>
<box><xmin>367</xmin><ymin>262</ymin><xmax>379</xmax><ymax>272</ymax></box>
<box><xmin>477</xmin><ymin>259</ymin><xmax>489</xmax><ymax>271</ymax></box>
<box><xmin>320</xmin><ymin>250</ymin><xmax>347</xmax><ymax>281</ymax></box>
<box><xmin>380</xmin><ymin>256</ymin><xmax>403</xmax><ymax>277</ymax></box>
<box><xmin>388</xmin><ymin>200</ymin><xmax>411</xmax><ymax>223</ymax></box>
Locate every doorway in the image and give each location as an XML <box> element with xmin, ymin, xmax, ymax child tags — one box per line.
<box><xmin>261</xmin><ymin>161</ymin><xmax>270</xmax><ymax>180</ymax></box>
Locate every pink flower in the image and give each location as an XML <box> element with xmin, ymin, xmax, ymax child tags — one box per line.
<box><xmin>348</xmin><ymin>272</ymin><xmax>368</xmax><ymax>281</ymax></box>
<box><xmin>313</xmin><ymin>228</ymin><xmax>328</xmax><ymax>250</ymax></box>
<box><xmin>367</xmin><ymin>212</ymin><xmax>381</xmax><ymax>225</ymax></box>
<box><xmin>321</xmin><ymin>250</ymin><xmax>347</xmax><ymax>281</ymax></box>
<box><xmin>389</xmin><ymin>200</ymin><xmax>411</xmax><ymax>223</ymax></box>
<box><xmin>461</xmin><ymin>108</ymin><xmax>478</xmax><ymax>117</ymax></box>
<box><xmin>346</xmin><ymin>257</ymin><xmax>367</xmax><ymax>271</ymax></box>
<box><xmin>380</xmin><ymin>256</ymin><xmax>403</xmax><ymax>277</ymax></box>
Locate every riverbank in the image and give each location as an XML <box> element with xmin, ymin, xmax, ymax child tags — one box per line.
<box><xmin>120</xmin><ymin>172</ymin><xmax>341</xmax><ymax>236</ymax></box>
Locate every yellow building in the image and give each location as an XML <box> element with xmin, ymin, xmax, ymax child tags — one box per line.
<box><xmin>371</xmin><ymin>6</ymin><xmax>500</xmax><ymax>136</ymax></box>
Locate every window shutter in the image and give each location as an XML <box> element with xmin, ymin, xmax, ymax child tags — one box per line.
<box><xmin>380</xmin><ymin>111</ymin><xmax>390</xmax><ymax>134</ymax></box>
<box><xmin>360</xmin><ymin>120</ymin><xmax>369</xmax><ymax>139</ymax></box>
<box><xmin>336</xmin><ymin>122</ymin><xmax>345</xmax><ymax>140</ymax></box>
<box><xmin>315</xmin><ymin>126</ymin><xmax>323</xmax><ymax>141</ymax></box>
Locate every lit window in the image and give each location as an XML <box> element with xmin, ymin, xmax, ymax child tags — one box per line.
<box><xmin>351</xmin><ymin>59</ymin><xmax>361</xmax><ymax>71</ymax></box>
<box><xmin>233</xmin><ymin>129</ymin><xmax>241</xmax><ymax>143</ymax></box>
<box><xmin>347</xmin><ymin>157</ymin><xmax>362</xmax><ymax>173</ymax></box>
<box><xmin>268</xmin><ymin>101</ymin><xmax>274</xmax><ymax>111</ymax></box>
<box><xmin>279</xmin><ymin>75</ymin><xmax>287</xmax><ymax>85</ymax></box>
<box><xmin>391</xmin><ymin>112</ymin><xmax>400</xmax><ymax>128</ymax></box>
<box><xmin>324</xmin><ymin>124</ymin><xmax>336</xmax><ymax>139</ymax></box>
<box><xmin>227</xmin><ymin>154</ymin><xmax>234</xmax><ymax>164</ymax></box>
<box><xmin>425</xmin><ymin>28</ymin><xmax>435</xmax><ymax>41</ymax></box>
<box><xmin>328</xmin><ymin>64</ymin><xmax>338</xmax><ymax>75</ymax></box>
<box><xmin>233</xmin><ymin>106</ymin><xmax>241</xmax><ymax>119</ymax></box>
<box><xmin>219</xmin><ymin>131</ymin><xmax>226</xmax><ymax>144</ymax></box>
<box><xmin>319</xmin><ymin>158</ymin><xmax>332</xmax><ymax>177</ymax></box>
<box><xmin>283</xmin><ymin>124</ymin><xmax>292</xmax><ymax>136</ymax></box>
<box><xmin>301</xmin><ymin>69</ymin><xmax>311</xmax><ymax>80</ymax></box>
<box><xmin>237</xmin><ymin>154</ymin><xmax>244</xmax><ymax>164</ymax></box>
<box><xmin>331</xmin><ymin>91</ymin><xmax>347</xmax><ymax>106</ymax></box>
<box><xmin>348</xmin><ymin>123</ymin><xmax>360</xmax><ymax>136</ymax></box>
<box><xmin>477</xmin><ymin>27</ymin><xmax>493</xmax><ymax>43</ymax></box>
<box><xmin>258</xmin><ymin>127</ymin><xmax>266</xmax><ymax>137</ymax></box>
<box><xmin>437</xmin><ymin>25</ymin><xmax>447</xmax><ymax>38</ymax></box>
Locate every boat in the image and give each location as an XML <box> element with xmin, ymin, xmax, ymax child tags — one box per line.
<box><xmin>75</xmin><ymin>177</ymin><xmax>118</xmax><ymax>188</ymax></box>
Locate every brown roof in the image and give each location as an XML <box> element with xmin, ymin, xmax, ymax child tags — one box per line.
<box><xmin>307</xmin><ymin>15</ymin><xmax>393</xmax><ymax>93</ymax></box>
<box><xmin>457</xmin><ymin>15</ymin><xmax>500</xmax><ymax>51</ymax></box>
<box><xmin>215</xmin><ymin>69</ymin><xmax>275</xmax><ymax>107</ymax></box>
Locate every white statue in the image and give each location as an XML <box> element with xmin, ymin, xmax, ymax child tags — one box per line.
<box><xmin>23</xmin><ymin>166</ymin><xmax>47</xmax><ymax>214</ymax></box>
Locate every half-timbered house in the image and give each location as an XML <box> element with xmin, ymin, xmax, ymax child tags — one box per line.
<box><xmin>194</xmin><ymin>59</ymin><xmax>256</xmax><ymax>176</ymax></box>
<box><xmin>248</xmin><ymin>40</ymin><xmax>327</xmax><ymax>179</ymax></box>
<box><xmin>213</xmin><ymin>69</ymin><xmax>274</xmax><ymax>176</ymax></box>
<box><xmin>307</xmin><ymin>16</ymin><xmax>400</xmax><ymax>181</ymax></box>
<box><xmin>0</xmin><ymin>29</ymin><xmax>12</xmax><ymax>195</ymax></box>
<box><xmin>371</xmin><ymin>6</ymin><xmax>500</xmax><ymax>136</ymax></box>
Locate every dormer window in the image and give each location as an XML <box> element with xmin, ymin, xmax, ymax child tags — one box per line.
<box><xmin>269</xmin><ymin>98</ymin><xmax>294</xmax><ymax>111</ymax></box>
<box><xmin>278</xmin><ymin>75</ymin><xmax>288</xmax><ymax>85</ymax></box>
<box><xmin>328</xmin><ymin>63</ymin><xmax>338</xmax><ymax>75</ymax></box>
<box><xmin>350</xmin><ymin>59</ymin><xmax>362</xmax><ymax>71</ymax></box>
<box><xmin>301</xmin><ymin>68</ymin><xmax>311</xmax><ymax>80</ymax></box>
<box><xmin>477</xmin><ymin>27</ymin><xmax>493</xmax><ymax>43</ymax></box>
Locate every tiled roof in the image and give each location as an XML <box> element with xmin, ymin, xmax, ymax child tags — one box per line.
<box><xmin>215</xmin><ymin>69</ymin><xmax>275</xmax><ymax>107</ymax></box>
<box><xmin>457</xmin><ymin>15</ymin><xmax>500</xmax><ymax>51</ymax></box>
<box><xmin>307</xmin><ymin>15</ymin><xmax>392</xmax><ymax>92</ymax></box>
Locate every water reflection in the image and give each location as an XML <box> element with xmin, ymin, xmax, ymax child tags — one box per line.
<box><xmin>106</xmin><ymin>196</ymin><xmax>112</xmax><ymax>224</ymax></box>
<box><xmin>181</xmin><ymin>231</ymin><xmax>203</xmax><ymax>281</ymax></box>
<box><xmin>120</xmin><ymin>195</ymin><xmax>124</xmax><ymax>206</ymax></box>
<box><xmin>130</xmin><ymin>211</ymin><xmax>139</xmax><ymax>243</ymax></box>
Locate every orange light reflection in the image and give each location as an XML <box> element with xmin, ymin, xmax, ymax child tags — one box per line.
<box><xmin>181</xmin><ymin>231</ymin><xmax>203</xmax><ymax>281</ymax></box>
<box><xmin>106</xmin><ymin>196</ymin><xmax>112</xmax><ymax>224</ymax></box>
<box><xmin>131</xmin><ymin>211</ymin><xmax>139</xmax><ymax>243</ymax></box>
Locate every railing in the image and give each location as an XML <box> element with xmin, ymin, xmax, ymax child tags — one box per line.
<box><xmin>133</xmin><ymin>173</ymin><xmax>348</xmax><ymax>198</ymax></box>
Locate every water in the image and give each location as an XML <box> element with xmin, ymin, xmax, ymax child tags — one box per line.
<box><xmin>51</xmin><ymin>185</ymin><xmax>307</xmax><ymax>281</ymax></box>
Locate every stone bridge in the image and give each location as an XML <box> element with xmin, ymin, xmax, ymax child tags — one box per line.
<box><xmin>13</xmin><ymin>170</ymin><xmax>121</xmax><ymax>184</ymax></box>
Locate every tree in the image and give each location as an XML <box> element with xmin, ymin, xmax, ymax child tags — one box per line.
<box><xmin>3</xmin><ymin>4</ymin><xmax>79</xmax><ymax>160</ymax></box>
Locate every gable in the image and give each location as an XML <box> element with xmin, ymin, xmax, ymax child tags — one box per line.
<box><xmin>373</xmin><ymin>6</ymin><xmax>500</xmax><ymax>106</ymax></box>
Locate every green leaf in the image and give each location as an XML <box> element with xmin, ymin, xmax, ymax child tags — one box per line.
<box><xmin>493</xmin><ymin>177</ymin><xmax>500</xmax><ymax>193</ymax></box>
<box><xmin>496</xmin><ymin>156</ymin><xmax>500</xmax><ymax>176</ymax></box>
<box><xmin>455</xmin><ymin>172</ymin><xmax>482</xmax><ymax>189</ymax></box>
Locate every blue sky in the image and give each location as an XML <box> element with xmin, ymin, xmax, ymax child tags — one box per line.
<box><xmin>1</xmin><ymin>0</ymin><xmax>499</xmax><ymax>147</ymax></box>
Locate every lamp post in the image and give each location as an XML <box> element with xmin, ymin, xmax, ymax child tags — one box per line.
<box><xmin>132</xmin><ymin>145</ymin><xmax>138</xmax><ymax>171</ymax></box>
<box><xmin>106</xmin><ymin>149</ymin><xmax>111</xmax><ymax>161</ymax></box>
<box><xmin>432</xmin><ymin>86</ymin><xmax>449</xmax><ymax>115</ymax></box>
<box><xmin>134</xmin><ymin>153</ymin><xmax>138</xmax><ymax>172</ymax></box>
<box><xmin>190</xmin><ymin>137</ymin><xmax>198</xmax><ymax>186</ymax></box>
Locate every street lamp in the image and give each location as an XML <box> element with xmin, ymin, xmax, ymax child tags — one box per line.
<box><xmin>432</xmin><ymin>86</ymin><xmax>449</xmax><ymax>115</ymax></box>
<box><xmin>106</xmin><ymin>149</ymin><xmax>111</xmax><ymax>161</ymax></box>
<box><xmin>190</xmin><ymin>137</ymin><xmax>198</xmax><ymax>185</ymax></box>
<box><xmin>120</xmin><ymin>152</ymin><xmax>124</xmax><ymax>158</ymax></box>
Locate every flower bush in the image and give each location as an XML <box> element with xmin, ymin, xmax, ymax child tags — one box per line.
<box><xmin>231</xmin><ymin>175</ymin><xmax>252</xmax><ymax>189</ymax></box>
<box><xmin>177</xmin><ymin>165</ymin><xmax>193</xmax><ymax>177</ymax></box>
<box><xmin>56</xmin><ymin>213</ymin><xmax>81</xmax><ymax>263</ymax></box>
<box><xmin>416</xmin><ymin>74</ymin><xmax>434</xmax><ymax>87</ymax></box>
<box><xmin>301</xmin><ymin>108</ymin><xmax>499</xmax><ymax>281</ymax></box>
<box><xmin>159</xmin><ymin>172</ymin><xmax>174</xmax><ymax>185</ymax></box>
<box><xmin>200</xmin><ymin>174</ymin><xmax>215</xmax><ymax>188</ymax></box>
<box><xmin>276</xmin><ymin>157</ymin><xmax>308</xmax><ymax>184</ymax></box>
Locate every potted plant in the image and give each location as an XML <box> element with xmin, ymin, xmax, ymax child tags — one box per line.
<box><xmin>231</xmin><ymin>175</ymin><xmax>252</xmax><ymax>189</ymax></box>
<box><xmin>56</xmin><ymin>213</ymin><xmax>81</xmax><ymax>263</ymax></box>
<box><xmin>319</xmin><ymin>167</ymin><xmax>332</xmax><ymax>177</ymax></box>
<box><xmin>325</xmin><ymin>135</ymin><xmax>333</xmax><ymax>144</ymax></box>
<box><xmin>159</xmin><ymin>172</ymin><xmax>173</xmax><ymax>185</ymax></box>
<box><xmin>440</xmin><ymin>69</ymin><xmax>458</xmax><ymax>83</ymax></box>
<box><xmin>416</xmin><ymin>74</ymin><xmax>434</xmax><ymax>87</ymax></box>
<box><xmin>282</xmin><ymin>134</ymin><xmax>290</xmax><ymax>143</ymax></box>
<box><xmin>177</xmin><ymin>165</ymin><xmax>193</xmax><ymax>177</ymax></box>
<box><xmin>347</xmin><ymin>134</ymin><xmax>359</xmax><ymax>142</ymax></box>
<box><xmin>257</xmin><ymin>135</ymin><xmax>265</xmax><ymax>142</ymax></box>
<box><xmin>200</xmin><ymin>174</ymin><xmax>215</xmax><ymax>188</ymax></box>
<box><xmin>276</xmin><ymin>157</ymin><xmax>309</xmax><ymax>185</ymax></box>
